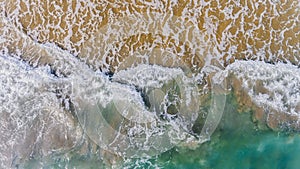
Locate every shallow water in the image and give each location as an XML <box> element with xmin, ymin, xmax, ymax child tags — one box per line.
<box><xmin>23</xmin><ymin>131</ymin><xmax>300</xmax><ymax>169</ymax></box>
<box><xmin>155</xmin><ymin>95</ymin><xmax>300</xmax><ymax>169</ymax></box>
<box><xmin>0</xmin><ymin>37</ymin><xmax>300</xmax><ymax>169</ymax></box>
<box><xmin>20</xmin><ymin>93</ymin><xmax>300</xmax><ymax>169</ymax></box>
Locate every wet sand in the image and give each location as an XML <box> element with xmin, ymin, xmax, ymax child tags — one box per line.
<box><xmin>0</xmin><ymin>0</ymin><xmax>299</xmax><ymax>71</ymax></box>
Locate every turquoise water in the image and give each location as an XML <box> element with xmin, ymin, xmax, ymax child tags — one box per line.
<box><xmin>154</xmin><ymin>122</ymin><xmax>300</xmax><ymax>169</ymax></box>
<box><xmin>151</xmin><ymin>130</ymin><xmax>300</xmax><ymax>169</ymax></box>
<box><xmin>124</xmin><ymin>94</ymin><xmax>300</xmax><ymax>169</ymax></box>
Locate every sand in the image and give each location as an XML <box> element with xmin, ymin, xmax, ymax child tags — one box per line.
<box><xmin>0</xmin><ymin>0</ymin><xmax>299</xmax><ymax>72</ymax></box>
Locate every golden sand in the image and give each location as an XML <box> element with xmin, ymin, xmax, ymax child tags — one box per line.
<box><xmin>0</xmin><ymin>0</ymin><xmax>299</xmax><ymax>71</ymax></box>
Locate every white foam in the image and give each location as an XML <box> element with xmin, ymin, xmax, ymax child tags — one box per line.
<box><xmin>112</xmin><ymin>64</ymin><xmax>184</xmax><ymax>88</ymax></box>
<box><xmin>1</xmin><ymin>42</ymin><xmax>298</xmax><ymax>167</ymax></box>
<box><xmin>0</xmin><ymin>55</ymin><xmax>82</xmax><ymax>168</ymax></box>
<box><xmin>224</xmin><ymin>60</ymin><xmax>300</xmax><ymax>115</ymax></box>
<box><xmin>0</xmin><ymin>48</ymin><xmax>203</xmax><ymax>163</ymax></box>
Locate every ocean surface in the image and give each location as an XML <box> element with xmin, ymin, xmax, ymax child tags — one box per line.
<box><xmin>1</xmin><ymin>53</ymin><xmax>300</xmax><ymax>168</ymax></box>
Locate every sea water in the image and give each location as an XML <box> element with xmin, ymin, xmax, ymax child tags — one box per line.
<box><xmin>1</xmin><ymin>52</ymin><xmax>300</xmax><ymax>169</ymax></box>
<box><xmin>123</xmin><ymin>93</ymin><xmax>300</xmax><ymax>169</ymax></box>
<box><xmin>22</xmin><ymin>92</ymin><xmax>300</xmax><ymax>169</ymax></box>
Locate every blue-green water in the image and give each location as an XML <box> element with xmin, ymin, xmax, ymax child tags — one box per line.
<box><xmin>142</xmin><ymin>131</ymin><xmax>300</xmax><ymax>169</ymax></box>
<box><xmin>125</xmin><ymin>93</ymin><xmax>300</xmax><ymax>169</ymax></box>
<box><xmin>153</xmin><ymin>123</ymin><xmax>300</xmax><ymax>169</ymax></box>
